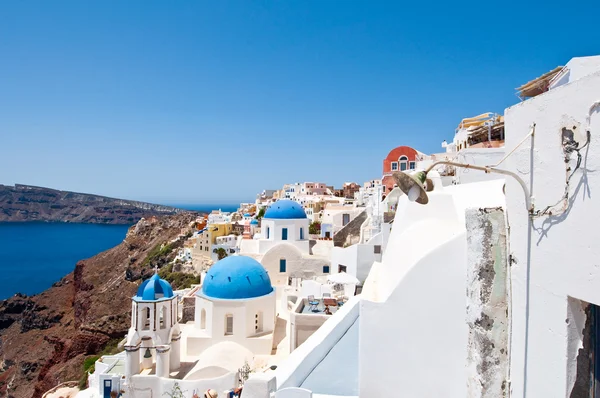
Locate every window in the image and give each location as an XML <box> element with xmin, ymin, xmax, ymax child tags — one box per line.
<box><xmin>225</xmin><ymin>314</ymin><xmax>233</xmax><ymax>335</ymax></box>
<box><xmin>300</xmin><ymin>227</ymin><xmax>304</xmax><ymax>240</ymax></box>
<box><xmin>342</xmin><ymin>213</ymin><xmax>350</xmax><ymax>226</ymax></box>
<box><xmin>323</xmin><ymin>265</ymin><xmax>330</xmax><ymax>273</ymax></box>
<box><xmin>266</xmin><ymin>227</ymin><xmax>270</xmax><ymax>239</ymax></box>
<box><xmin>374</xmin><ymin>245</ymin><xmax>381</xmax><ymax>254</ymax></box>
<box><xmin>409</xmin><ymin>161</ymin><xmax>416</xmax><ymax>170</ymax></box>
<box><xmin>338</xmin><ymin>264</ymin><xmax>347</xmax><ymax>273</ymax></box>
<box><xmin>280</xmin><ymin>258</ymin><xmax>287</xmax><ymax>273</ymax></box>
<box><xmin>391</xmin><ymin>162</ymin><xmax>398</xmax><ymax>171</ymax></box>
<box><xmin>200</xmin><ymin>308</ymin><xmax>206</xmax><ymax>329</ymax></box>
<box><xmin>399</xmin><ymin>156</ymin><xmax>408</xmax><ymax>171</ymax></box>
<box><xmin>282</xmin><ymin>228</ymin><xmax>288</xmax><ymax>240</ymax></box>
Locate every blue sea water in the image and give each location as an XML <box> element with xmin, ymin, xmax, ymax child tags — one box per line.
<box><xmin>0</xmin><ymin>204</ymin><xmax>239</xmax><ymax>300</ymax></box>
<box><xmin>0</xmin><ymin>223</ymin><xmax>130</xmax><ymax>300</ymax></box>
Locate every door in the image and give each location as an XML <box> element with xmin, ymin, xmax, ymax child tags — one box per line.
<box><xmin>282</xmin><ymin>228</ymin><xmax>288</xmax><ymax>240</ymax></box>
<box><xmin>103</xmin><ymin>379</ymin><xmax>112</xmax><ymax>398</ymax></box>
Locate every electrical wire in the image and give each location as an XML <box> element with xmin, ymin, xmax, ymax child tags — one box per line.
<box><xmin>534</xmin><ymin>130</ymin><xmax>591</xmax><ymax>217</ymax></box>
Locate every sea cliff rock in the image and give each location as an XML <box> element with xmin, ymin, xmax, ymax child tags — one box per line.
<box><xmin>0</xmin><ymin>184</ymin><xmax>182</xmax><ymax>224</ymax></box>
<box><xmin>0</xmin><ymin>212</ymin><xmax>197</xmax><ymax>398</ymax></box>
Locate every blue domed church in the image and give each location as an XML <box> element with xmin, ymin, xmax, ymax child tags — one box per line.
<box><xmin>124</xmin><ymin>272</ymin><xmax>181</xmax><ymax>380</ymax></box>
<box><xmin>188</xmin><ymin>255</ymin><xmax>277</xmax><ymax>356</ymax></box>
<box><xmin>239</xmin><ymin>200</ymin><xmax>330</xmax><ymax>287</ymax></box>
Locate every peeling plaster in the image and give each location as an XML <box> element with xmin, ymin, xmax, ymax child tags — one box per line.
<box><xmin>466</xmin><ymin>207</ymin><xmax>509</xmax><ymax>398</ymax></box>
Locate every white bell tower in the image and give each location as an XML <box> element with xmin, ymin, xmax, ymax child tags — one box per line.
<box><xmin>124</xmin><ymin>272</ymin><xmax>181</xmax><ymax>380</ymax></box>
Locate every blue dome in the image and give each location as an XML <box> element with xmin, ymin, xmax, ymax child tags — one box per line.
<box><xmin>250</xmin><ymin>219</ymin><xmax>259</xmax><ymax>225</ymax></box>
<box><xmin>201</xmin><ymin>256</ymin><xmax>273</xmax><ymax>300</ymax></box>
<box><xmin>135</xmin><ymin>273</ymin><xmax>175</xmax><ymax>301</ymax></box>
<box><xmin>264</xmin><ymin>200</ymin><xmax>307</xmax><ymax>219</ymax></box>
<box><xmin>244</xmin><ymin>213</ymin><xmax>251</xmax><ymax>217</ymax></box>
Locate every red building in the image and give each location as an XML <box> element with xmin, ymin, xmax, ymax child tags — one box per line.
<box><xmin>381</xmin><ymin>145</ymin><xmax>420</xmax><ymax>192</ymax></box>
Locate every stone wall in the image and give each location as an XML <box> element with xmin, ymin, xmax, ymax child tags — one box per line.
<box><xmin>465</xmin><ymin>207</ymin><xmax>509</xmax><ymax>397</ymax></box>
<box><xmin>332</xmin><ymin>209</ymin><xmax>367</xmax><ymax>247</ymax></box>
<box><xmin>181</xmin><ymin>296</ymin><xmax>196</xmax><ymax>324</ymax></box>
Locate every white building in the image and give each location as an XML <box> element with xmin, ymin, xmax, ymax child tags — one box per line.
<box><xmin>208</xmin><ymin>210</ymin><xmax>230</xmax><ymax>225</ymax></box>
<box><xmin>240</xmin><ymin>200</ymin><xmax>330</xmax><ymax>287</ymax></box>
<box><xmin>186</xmin><ymin>256</ymin><xmax>276</xmax><ymax>357</ymax></box>
<box><xmin>319</xmin><ymin>204</ymin><xmax>363</xmax><ymax>239</ymax></box>
<box><xmin>86</xmin><ymin>257</ymin><xmax>280</xmax><ymax>398</ymax></box>
<box><xmin>240</xmin><ymin>55</ymin><xmax>600</xmax><ymax>398</ymax></box>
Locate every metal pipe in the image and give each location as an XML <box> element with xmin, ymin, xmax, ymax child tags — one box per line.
<box><xmin>424</xmin><ymin>160</ymin><xmax>534</xmax><ymax>213</ymax></box>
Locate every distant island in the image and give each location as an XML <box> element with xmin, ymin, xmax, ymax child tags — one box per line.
<box><xmin>0</xmin><ymin>184</ymin><xmax>183</xmax><ymax>224</ymax></box>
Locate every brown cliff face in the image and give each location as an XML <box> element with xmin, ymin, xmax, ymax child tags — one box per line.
<box><xmin>0</xmin><ymin>212</ymin><xmax>198</xmax><ymax>398</ymax></box>
<box><xmin>0</xmin><ymin>184</ymin><xmax>182</xmax><ymax>224</ymax></box>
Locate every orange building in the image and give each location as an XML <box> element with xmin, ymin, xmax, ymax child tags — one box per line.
<box><xmin>381</xmin><ymin>145</ymin><xmax>420</xmax><ymax>192</ymax></box>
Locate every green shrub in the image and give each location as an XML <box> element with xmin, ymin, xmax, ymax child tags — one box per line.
<box><xmin>309</xmin><ymin>221</ymin><xmax>321</xmax><ymax>235</ymax></box>
<box><xmin>159</xmin><ymin>264</ymin><xmax>200</xmax><ymax>290</ymax></box>
<box><xmin>142</xmin><ymin>243</ymin><xmax>173</xmax><ymax>267</ymax></box>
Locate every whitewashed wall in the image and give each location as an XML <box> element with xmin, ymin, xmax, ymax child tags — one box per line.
<box><xmin>504</xmin><ymin>69</ymin><xmax>600</xmax><ymax>397</ymax></box>
<box><xmin>187</xmin><ymin>293</ymin><xmax>276</xmax><ymax>356</ymax></box>
<box><xmin>260</xmin><ymin>244</ymin><xmax>329</xmax><ymax>287</ymax></box>
<box><xmin>329</xmin><ymin>244</ymin><xmax>380</xmax><ymax>283</ymax></box>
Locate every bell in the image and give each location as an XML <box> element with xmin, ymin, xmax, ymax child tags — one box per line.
<box><xmin>392</xmin><ymin>171</ymin><xmax>429</xmax><ymax>204</ymax></box>
<box><xmin>144</xmin><ymin>348</ymin><xmax>152</xmax><ymax>359</ymax></box>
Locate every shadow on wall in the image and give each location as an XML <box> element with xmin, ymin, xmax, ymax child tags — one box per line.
<box><xmin>308</xmin><ymin>240</ymin><xmax>316</xmax><ymax>255</ymax></box>
<box><xmin>532</xmin><ymin>134</ymin><xmax>593</xmax><ymax>245</ymax></box>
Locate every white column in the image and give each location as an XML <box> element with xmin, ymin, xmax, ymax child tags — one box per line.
<box><xmin>150</xmin><ymin>305</ymin><xmax>155</xmax><ymax>331</ymax></box>
<box><xmin>170</xmin><ymin>331</ymin><xmax>181</xmax><ymax>370</ymax></box>
<box><xmin>155</xmin><ymin>345</ymin><xmax>171</xmax><ymax>378</ymax></box>
<box><xmin>131</xmin><ymin>302</ymin><xmax>136</xmax><ymax>329</ymax></box>
<box><xmin>124</xmin><ymin>345</ymin><xmax>140</xmax><ymax>379</ymax></box>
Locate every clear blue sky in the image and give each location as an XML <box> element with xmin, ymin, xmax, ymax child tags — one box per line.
<box><xmin>1</xmin><ymin>1</ymin><xmax>598</xmax><ymax>204</ymax></box>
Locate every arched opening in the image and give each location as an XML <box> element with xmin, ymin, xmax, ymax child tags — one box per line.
<box><xmin>255</xmin><ymin>311</ymin><xmax>263</xmax><ymax>333</ymax></box>
<box><xmin>159</xmin><ymin>306</ymin><xmax>166</xmax><ymax>329</ymax></box>
<box><xmin>143</xmin><ymin>307</ymin><xmax>150</xmax><ymax>331</ymax></box>
<box><xmin>201</xmin><ymin>308</ymin><xmax>206</xmax><ymax>329</ymax></box>
<box><xmin>399</xmin><ymin>155</ymin><xmax>408</xmax><ymax>171</ymax></box>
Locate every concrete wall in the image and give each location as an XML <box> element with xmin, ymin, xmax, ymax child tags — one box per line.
<box><xmin>504</xmin><ymin>69</ymin><xmax>600</xmax><ymax>397</ymax></box>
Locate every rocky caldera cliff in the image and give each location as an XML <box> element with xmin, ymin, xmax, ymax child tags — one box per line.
<box><xmin>0</xmin><ymin>184</ymin><xmax>182</xmax><ymax>224</ymax></box>
<box><xmin>0</xmin><ymin>212</ymin><xmax>198</xmax><ymax>398</ymax></box>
